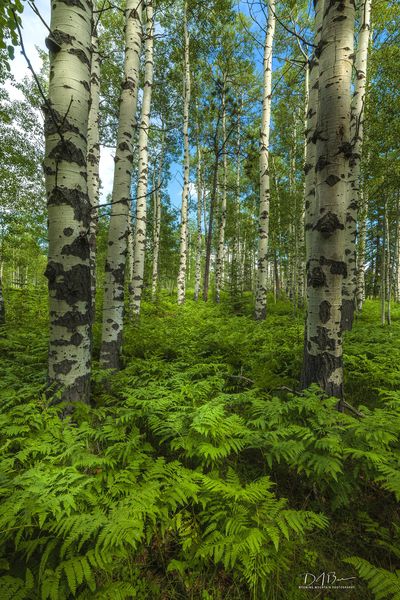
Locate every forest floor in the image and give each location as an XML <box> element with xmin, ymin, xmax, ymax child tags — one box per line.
<box><xmin>1</xmin><ymin>292</ymin><xmax>400</xmax><ymax>599</ymax></box>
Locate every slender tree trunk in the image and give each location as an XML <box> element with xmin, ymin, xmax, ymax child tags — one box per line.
<box><xmin>177</xmin><ymin>0</ymin><xmax>191</xmax><ymax>305</ymax></box>
<box><xmin>100</xmin><ymin>0</ymin><xmax>142</xmax><ymax>369</ymax></box>
<box><xmin>386</xmin><ymin>209</ymin><xmax>391</xmax><ymax>325</ymax></box>
<box><xmin>194</xmin><ymin>115</ymin><xmax>203</xmax><ymax>301</ymax></box>
<box><xmin>298</xmin><ymin>62</ymin><xmax>309</xmax><ymax>307</ymax></box>
<box><xmin>43</xmin><ymin>0</ymin><xmax>93</xmax><ymax>403</ymax></box>
<box><xmin>151</xmin><ymin>136</ymin><xmax>165</xmax><ymax>300</ymax></box>
<box><xmin>355</xmin><ymin>183</ymin><xmax>368</xmax><ymax>310</ymax></box>
<box><xmin>381</xmin><ymin>207</ymin><xmax>386</xmax><ymax>325</ymax></box>
<box><xmin>342</xmin><ymin>0</ymin><xmax>372</xmax><ymax>330</ymax></box>
<box><xmin>231</xmin><ymin>100</ymin><xmax>242</xmax><ymax>303</ymax></box>
<box><xmin>131</xmin><ymin>1</ymin><xmax>154</xmax><ymax>316</ymax></box>
<box><xmin>254</xmin><ymin>0</ymin><xmax>276</xmax><ymax>320</ymax></box>
<box><xmin>302</xmin><ymin>0</ymin><xmax>355</xmax><ymax>400</ymax></box>
<box><xmin>0</xmin><ymin>276</ymin><xmax>4</xmax><ymax>325</ymax></box>
<box><xmin>87</xmin><ymin>31</ymin><xmax>101</xmax><ymax>317</ymax></box>
<box><xmin>215</xmin><ymin>83</ymin><xmax>227</xmax><ymax>303</ymax></box>
<box><xmin>395</xmin><ymin>195</ymin><xmax>400</xmax><ymax>303</ymax></box>
<box><xmin>203</xmin><ymin>141</ymin><xmax>219</xmax><ymax>302</ymax></box>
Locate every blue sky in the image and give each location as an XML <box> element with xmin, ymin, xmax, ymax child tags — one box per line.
<box><xmin>10</xmin><ymin>0</ymin><xmax>267</xmax><ymax>211</ymax></box>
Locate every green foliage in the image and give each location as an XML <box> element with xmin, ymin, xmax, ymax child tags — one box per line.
<box><xmin>1</xmin><ymin>297</ymin><xmax>400</xmax><ymax>598</ymax></box>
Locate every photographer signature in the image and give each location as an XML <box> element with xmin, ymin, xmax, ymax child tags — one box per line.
<box><xmin>299</xmin><ymin>571</ymin><xmax>357</xmax><ymax>589</ymax></box>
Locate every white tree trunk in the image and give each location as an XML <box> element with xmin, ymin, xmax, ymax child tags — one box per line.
<box><xmin>302</xmin><ymin>0</ymin><xmax>355</xmax><ymax>399</ymax></box>
<box><xmin>215</xmin><ymin>84</ymin><xmax>227</xmax><ymax>303</ymax></box>
<box><xmin>131</xmin><ymin>0</ymin><xmax>154</xmax><ymax>316</ymax></box>
<box><xmin>87</xmin><ymin>32</ymin><xmax>101</xmax><ymax>316</ymax></box>
<box><xmin>254</xmin><ymin>0</ymin><xmax>276</xmax><ymax>320</ymax></box>
<box><xmin>100</xmin><ymin>0</ymin><xmax>142</xmax><ymax>369</ymax></box>
<box><xmin>342</xmin><ymin>0</ymin><xmax>372</xmax><ymax>329</ymax></box>
<box><xmin>177</xmin><ymin>0</ymin><xmax>191</xmax><ymax>305</ymax></box>
<box><xmin>43</xmin><ymin>0</ymin><xmax>93</xmax><ymax>403</ymax></box>
<box><xmin>194</xmin><ymin>114</ymin><xmax>202</xmax><ymax>301</ymax></box>
<box><xmin>151</xmin><ymin>136</ymin><xmax>165</xmax><ymax>300</ymax></box>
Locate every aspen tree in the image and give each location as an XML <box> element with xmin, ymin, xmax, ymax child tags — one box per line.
<box><xmin>355</xmin><ymin>183</ymin><xmax>368</xmax><ymax>309</ymax></box>
<box><xmin>87</xmin><ymin>31</ymin><xmax>100</xmax><ymax>314</ymax></box>
<box><xmin>43</xmin><ymin>0</ymin><xmax>93</xmax><ymax>403</ymax></box>
<box><xmin>194</xmin><ymin>114</ymin><xmax>203</xmax><ymax>301</ymax></box>
<box><xmin>131</xmin><ymin>0</ymin><xmax>154</xmax><ymax>316</ymax></box>
<box><xmin>151</xmin><ymin>134</ymin><xmax>165</xmax><ymax>300</ymax></box>
<box><xmin>0</xmin><ymin>276</ymin><xmax>4</xmax><ymax>325</ymax></box>
<box><xmin>100</xmin><ymin>0</ymin><xmax>142</xmax><ymax>369</ymax></box>
<box><xmin>302</xmin><ymin>0</ymin><xmax>355</xmax><ymax>399</ymax></box>
<box><xmin>342</xmin><ymin>0</ymin><xmax>372</xmax><ymax>329</ymax></box>
<box><xmin>215</xmin><ymin>83</ymin><xmax>227</xmax><ymax>303</ymax></box>
<box><xmin>254</xmin><ymin>0</ymin><xmax>275</xmax><ymax>320</ymax></box>
<box><xmin>303</xmin><ymin>0</ymin><xmax>324</xmax><ymax>310</ymax></box>
<box><xmin>177</xmin><ymin>0</ymin><xmax>191</xmax><ymax>305</ymax></box>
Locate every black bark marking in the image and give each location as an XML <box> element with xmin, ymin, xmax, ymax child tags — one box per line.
<box><xmin>69</xmin><ymin>47</ymin><xmax>90</xmax><ymax>67</ymax></box>
<box><xmin>313</xmin><ymin>212</ymin><xmax>344</xmax><ymax>237</ymax></box>
<box><xmin>52</xmin><ymin>308</ymin><xmax>91</xmax><ymax>331</ymax></box>
<box><xmin>62</xmin><ymin>235</ymin><xmax>90</xmax><ymax>260</ymax></box>
<box><xmin>325</xmin><ymin>174</ymin><xmax>341</xmax><ymax>186</ymax></box>
<box><xmin>308</xmin><ymin>266</ymin><xmax>326</xmax><ymax>288</ymax></box>
<box><xmin>341</xmin><ymin>298</ymin><xmax>355</xmax><ymax>331</ymax></box>
<box><xmin>49</xmin><ymin>139</ymin><xmax>86</xmax><ymax>166</ymax></box>
<box><xmin>45</xmin><ymin>262</ymin><xmax>91</xmax><ymax>304</ymax></box>
<box><xmin>48</xmin><ymin>186</ymin><xmax>89</xmax><ymax>222</ymax></box>
<box><xmin>53</xmin><ymin>358</ymin><xmax>75</xmax><ymax>375</ymax></box>
<box><xmin>311</xmin><ymin>326</ymin><xmax>335</xmax><ymax>351</ymax></box>
<box><xmin>319</xmin><ymin>300</ymin><xmax>331</xmax><ymax>324</ymax></box>
<box><xmin>63</xmin><ymin>227</ymin><xmax>73</xmax><ymax>237</ymax></box>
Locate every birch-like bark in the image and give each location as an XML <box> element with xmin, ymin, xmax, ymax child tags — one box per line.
<box><xmin>43</xmin><ymin>0</ymin><xmax>93</xmax><ymax>403</ymax></box>
<box><xmin>355</xmin><ymin>184</ymin><xmax>368</xmax><ymax>310</ymax></box>
<box><xmin>194</xmin><ymin>116</ymin><xmax>202</xmax><ymax>301</ymax></box>
<box><xmin>87</xmin><ymin>32</ymin><xmax>101</xmax><ymax>316</ymax></box>
<box><xmin>100</xmin><ymin>0</ymin><xmax>142</xmax><ymax>369</ymax></box>
<box><xmin>342</xmin><ymin>0</ymin><xmax>372</xmax><ymax>330</ymax></box>
<box><xmin>0</xmin><ymin>276</ymin><xmax>4</xmax><ymax>325</ymax></box>
<box><xmin>298</xmin><ymin>62</ymin><xmax>309</xmax><ymax>306</ymax></box>
<box><xmin>254</xmin><ymin>0</ymin><xmax>276</xmax><ymax>320</ymax></box>
<box><xmin>302</xmin><ymin>0</ymin><xmax>355</xmax><ymax>400</ymax></box>
<box><xmin>203</xmin><ymin>139</ymin><xmax>219</xmax><ymax>302</ymax></box>
<box><xmin>131</xmin><ymin>1</ymin><xmax>154</xmax><ymax>316</ymax></box>
<box><xmin>177</xmin><ymin>0</ymin><xmax>191</xmax><ymax>305</ymax></box>
<box><xmin>231</xmin><ymin>102</ymin><xmax>242</xmax><ymax>302</ymax></box>
<box><xmin>215</xmin><ymin>84</ymin><xmax>227</xmax><ymax>303</ymax></box>
<box><xmin>151</xmin><ymin>136</ymin><xmax>165</xmax><ymax>300</ymax></box>
<box><xmin>303</xmin><ymin>0</ymin><xmax>324</xmax><ymax>308</ymax></box>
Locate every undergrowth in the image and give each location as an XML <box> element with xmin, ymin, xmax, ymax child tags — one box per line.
<box><xmin>0</xmin><ymin>290</ymin><xmax>400</xmax><ymax>599</ymax></box>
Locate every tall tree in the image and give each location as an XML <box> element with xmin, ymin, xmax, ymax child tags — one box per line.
<box><xmin>131</xmin><ymin>0</ymin><xmax>154</xmax><ymax>316</ymax></box>
<box><xmin>302</xmin><ymin>0</ymin><xmax>355</xmax><ymax>399</ymax></box>
<box><xmin>100</xmin><ymin>0</ymin><xmax>143</xmax><ymax>369</ymax></box>
<box><xmin>254</xmin><ymin>0</ymin><xmax>275</xmax><ymax>320</ymax></box>
<box><xmin>177</xmin><ymin>0</ymin><xmax>191</xmax><ymax>305</ymax></box>
<box><xmin>87</xmin><ymin>29</ymin><xmax>101</xmax><ymax>314</ymax></box>
<box><xmin>215</xmin><ymin>79</ymin><xmax>227</xmax><ymax>303</ymax></box>
<box><xmin>342</xmin><ymin>0</ymin><xmax>372</xmax><ymax>328</ymax></box>
<box><xmin>43</xmin><ymin>0</ymin><xmax>93</xmax><ymax>403</ymax></box>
